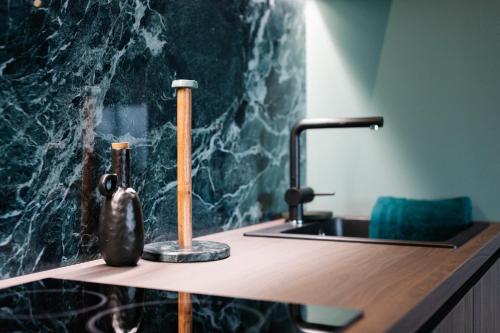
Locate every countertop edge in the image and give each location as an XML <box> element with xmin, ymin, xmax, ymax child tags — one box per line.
<box><xmin>387</xmin><ymin>230</ymin><xmax>500</xmax><ymax>333</ymax></box>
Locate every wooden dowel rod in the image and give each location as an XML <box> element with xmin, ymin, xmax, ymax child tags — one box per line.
<box><xmin>177</xmin><ymin>88</ymin><xmax>193</xmax><ymax>249</ymax></box>
<box><xmin>178</xmin><ymin>292</ymin><xmax>192</xmax><ymax>333</ymax></box>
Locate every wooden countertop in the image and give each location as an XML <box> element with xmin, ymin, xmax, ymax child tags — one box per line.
<box><xmin>1</xmin><ymin>220</ymin><xmax>499</xmax><ymax>333</ymax></box>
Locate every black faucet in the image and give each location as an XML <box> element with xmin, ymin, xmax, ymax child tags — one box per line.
<box><xmin>285</xmin><ymin>117</ymin><xmax>384</xmax><ymax>225</ymax></box>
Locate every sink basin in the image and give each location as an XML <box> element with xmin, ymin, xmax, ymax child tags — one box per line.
<box><xmin>244</xmin><ymin>217</ymin><xmax>488</xmax><ymax>248</ymax></box>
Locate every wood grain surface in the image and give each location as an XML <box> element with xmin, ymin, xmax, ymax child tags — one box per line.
<box><xmin>473</xmin><ymin>259</ymin><xmax>500</xmax><ymax>332</ymax></box>
<box><xmin>176</xmin><ymin>88</ymin><xmax>193</xmax><ymax>249</ymax></box>
<box><xmin>0</xmin><ymin>220</ymin><xmax>498</xmax><ymax>333</ymax></box>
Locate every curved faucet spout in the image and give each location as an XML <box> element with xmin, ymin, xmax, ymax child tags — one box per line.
<box><xmin>288</xmin><ymin>117</ymin><xmax>384</xmax><ymax>224</ymax></box>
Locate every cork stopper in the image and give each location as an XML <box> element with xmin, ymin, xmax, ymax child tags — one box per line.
<box><xmin>111</xmin><ymin>142</ymin><xmax>129</xmax><ymax>149</ymax></box>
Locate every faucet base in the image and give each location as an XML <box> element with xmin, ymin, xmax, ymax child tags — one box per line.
<box><xmin>283</xmin><ymin>210</ymin><xmax>333</xmax><ymax>224</ymax></box>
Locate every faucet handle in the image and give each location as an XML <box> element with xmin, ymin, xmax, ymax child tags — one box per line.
<box><xmin>314</xmin><ymin>192</ymin><xmax>336</xmax><ymax>197</ymax></box>
<box><xmin>285</xmin><ymin>187</ymin><xmax>335</xmax><ymax>206</ymax></box>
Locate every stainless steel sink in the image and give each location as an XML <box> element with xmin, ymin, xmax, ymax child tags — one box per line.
<box><xmin>244</xmin><ymin>217</ymin><xmax>489</xmax><ymax>248</ymax></box>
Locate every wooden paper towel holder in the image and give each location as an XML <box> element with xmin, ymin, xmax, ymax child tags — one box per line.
<box><xmin>142</xmin><ymin>80</ymin><xmax>230</xmax><ymax>263</ymax></box>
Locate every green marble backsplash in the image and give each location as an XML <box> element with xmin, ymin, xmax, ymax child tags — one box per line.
<box><xmin>0</xmin><ymin>0</ymin><xmax>305</xmax><ymax>279</ymax></box>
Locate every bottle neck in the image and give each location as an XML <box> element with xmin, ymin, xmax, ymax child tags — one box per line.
<box><xmin>111</xmin><ymin>148</ymin><xmax>131</xmax><ymax>188</ymax></box>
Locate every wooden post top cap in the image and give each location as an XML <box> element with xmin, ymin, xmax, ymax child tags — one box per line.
<box><xmin>172</xmin><ymin>80</ymin><xmax>198</xmax><ymax>89</ymax></box>
<box><xmin>111</xmin><ymin>142</ymin><xmax>129</xmax><ymax>149</ymax></box>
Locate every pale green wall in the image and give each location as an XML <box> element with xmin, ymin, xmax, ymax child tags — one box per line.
<box><xmin>305</xmin><ymin>0</ymin><xmax>500</xmax><ymax>221</ymax></box>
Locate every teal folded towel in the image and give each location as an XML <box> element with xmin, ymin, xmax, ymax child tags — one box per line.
<box><xmin>369</xmin><ymin>196</ymin><xmax>472</xmax><ymax>241</ymax></box>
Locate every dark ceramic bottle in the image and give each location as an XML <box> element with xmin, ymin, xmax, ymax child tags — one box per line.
<box><xmin>98</xmin><ymin>143</ymin><xmax>144</xmax><ymax>266</ymax></box>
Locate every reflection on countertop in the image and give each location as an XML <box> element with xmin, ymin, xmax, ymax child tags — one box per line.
<box><xmin>0</xmin><ymin>278</ymin><xmax>362</xmax><ymax>333</ymax></box>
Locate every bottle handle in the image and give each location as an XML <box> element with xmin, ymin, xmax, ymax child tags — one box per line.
<box><xmin>99</xmin><ymin>173</ymin><xmax>118</xmax><ymax>197</ymax></box>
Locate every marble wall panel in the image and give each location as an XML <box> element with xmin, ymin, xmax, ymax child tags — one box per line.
<box><xmin>0</xmin><ymin>0</ymin><xmax>305</xmax><ymax>279</ymax></box>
